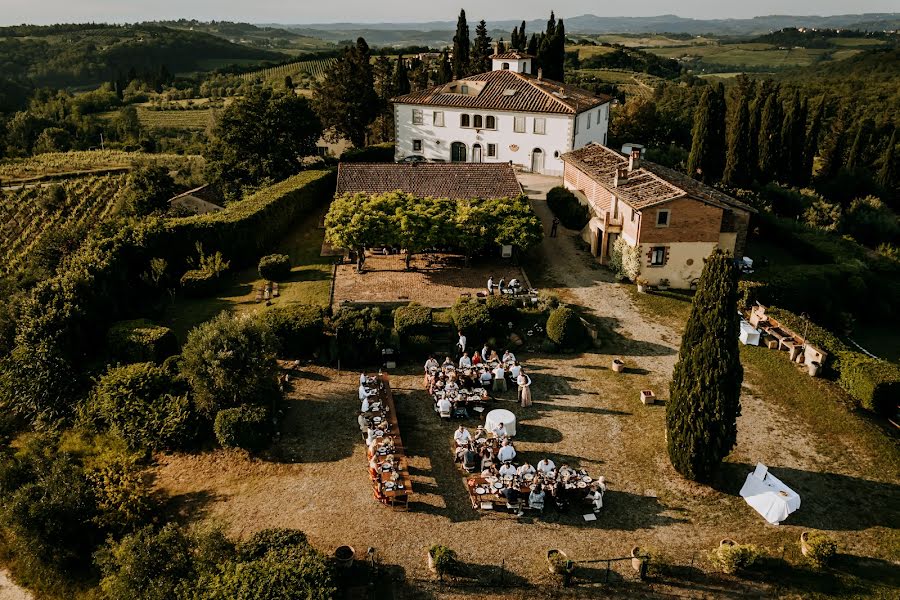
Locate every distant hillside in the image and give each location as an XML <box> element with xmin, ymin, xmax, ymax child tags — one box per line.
<box><xmin>0</xmin><ymin>24</ymin><xmax>286</xmax><ymax>87</ymax></box>
<box><xmin>786</xmin><ymin>46</ymin><xmax>900</xmax><ymax>80</ymax></box>
<box><xmin>154</xmin><ymin>20</ymin><xmax>334</xmax><ymax>53</ymax></box>
<box><xmin>751</xmin><ymin>27</ymin><xmax>897</xmax><ymax>48</ymax></box>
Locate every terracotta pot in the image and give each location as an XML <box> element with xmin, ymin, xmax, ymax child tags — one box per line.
<box><xmin>547</xmin><ymin>549</ymin><xmax>570</xmax><ymax>574</ymax></box>
<box><xmin>612</xmin><ymin>358</ymin><xmax>625</xmax><ymax>373</ymax></box>
<box><xmin>640</xmin><ymin>390</ymin><xmax>655</xmax><ymax>405</ymax></box>
<box><xmin>720</xmin><ymin>538</ymin><xmax>736</xmax><ymax>548</ymax></box>
<box><xmin>800</xmin><ymin>532</ymin><xmax>810</xmax><ymax>557</ymax></box>
<box><xmin>427</xmin><ymin>550</ymin><xmax>436</xmax><ymax>572</ymax></box>
<box><xmin>637</xmin><ymin>284</ymin><xmax>647</xmax><ymax>293</ymax></box>
<box><xmin>334</xmin><ymin>545</ymin><xmax>355</xmax><ymax>569</ymax></box>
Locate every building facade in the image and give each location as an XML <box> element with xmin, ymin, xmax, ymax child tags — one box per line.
<box><xmin>392</xmin><ymin>53</ymin><xmax>610</xmax><ymax>176</ymax></box>
<box><xmin>561</xmin><ymin>144</ymin><xmax>754</xmax><ymax>289</ymax></box>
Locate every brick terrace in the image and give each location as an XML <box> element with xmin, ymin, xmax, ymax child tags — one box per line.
<box><xmin>332</xmin><ymin>253</ymin><xmax>525</xmax><ymax>307</ymax></box>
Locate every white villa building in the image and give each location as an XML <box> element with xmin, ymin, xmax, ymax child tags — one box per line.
<box><xmin>391</xmin><ymin>52</ymin><xmax>611</xmax><ymax>175</ymax></box>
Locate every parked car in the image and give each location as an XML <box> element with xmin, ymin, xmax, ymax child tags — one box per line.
<box><xmin>400</xmin><ymin>155</ymin><xmax>427</xmax><ymax>163</ymax></box>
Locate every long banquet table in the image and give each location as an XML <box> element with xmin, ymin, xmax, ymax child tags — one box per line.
<box><xmin>362</xmin><ymin>375</ymin><xmax>412</xmax><ymax>509</ymax></box>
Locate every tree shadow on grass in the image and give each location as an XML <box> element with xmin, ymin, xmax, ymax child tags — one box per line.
<box><xmin>714</xmin><ymin>462</ymin><xmax>900</xmax><ymax>531</ymax></box>
<box><xmin>530</xmin><ymin>401</ymin><xmax>632</xmax><ymax>418</ymax></box>
<box><xmin>515</xmin><ymin>423</ymin><xmax>563</xmax><ymax>444</ymax></box>
<box><xmin>157</xmin><ymin>489</ymin><xmax>225</xmax><ymax>524</ymax></box>
<box><xmin>272</xmin><ymin>393</ymin><xmax>357</xmax><ymax>464</ymax></box>
<box><xmin>756</xmin><ymin>553</ymin><xmax>900</xmax><ymax>598</ymax></box>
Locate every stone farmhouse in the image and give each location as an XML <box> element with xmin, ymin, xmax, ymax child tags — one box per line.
<box><xmin>561</xmin><ymin>144</ymin><xmax>755</xmax><ymax>288</ymax></box>
<box><xmin>391</xmin><ymin>52</ymin><xmax>611</xmax><ymax>175</ymax></box>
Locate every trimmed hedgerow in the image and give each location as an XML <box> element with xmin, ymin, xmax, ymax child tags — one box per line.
<box><xmin>259</xmin><ymin>304</ymin><xmax>327</xmax><ymax>359</ymax></box>
<box><xmin>258</xmin><ymin>254</ymin><xmax>292</xmax><ymax>281</ymax></box>
<box><xmin>546</xmin><ymin>306</ymin><xmax>590</xmax><ymax>350</ymax></box>
<box><xmin>331</xmin><ymin>307</ymin><xmax>385</xmax><ymax>366</ymax></box>
<box><xmin>451</xmin><ymin>298</ymin><xmax>493</xmax><ymax>337</ymax></box>
<box><xmin>766</xmin><ymin>307</ymin><xmax>848</xmax><ymax>375</ymax></box>
<box><xmin>393</xmin><ymin>303</ymin><xmax>433</xmax><ymax>338</ymax></box>
<box><xmin>179</xmin><ymin>269</ymin><xmax>226</xmax><ymax>298</ymax></box>
<box><xmin>214</xmin><ymin>405</ymin><xmax>272</xmax><ymax>451</ymax></box>
<box><xmin>485</xmin><ymin>295</ymin><xmax>520</xmax><ymax>326</ymax></box>
<box><xmin>107</xmin><ymin>319</ymin><xmax>178</xmax><ymax>364</ymax></box>
<box><xmin>339</xmin><ymin>143</ymin><xmax>395</xmax><ymax>163</ymax></box>
<box><xmin>546</xmin><ymin>186</ymin><xmax>589</xmax><ymax>230</ymax></box>
<box><xmin>837</xmin><ymin>352</ymin><xmax>900</xmax><ymax>416</ymax></box>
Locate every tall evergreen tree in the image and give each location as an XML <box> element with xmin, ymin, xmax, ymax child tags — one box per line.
<box><xmin>527</xmin><ymin>33</ymin><xmax>538</xmax><ymax>57</ymax></box>
<box><xmin>408</xmin><ymin>57</ymin><xmax>429</xmax><ymax>91</ymax></box>
<box><xmin>472</xmin><ymin>21</ymin><xmax>493</xmax><ymax>74</ymax></box>
<box><xmin>877</xmin><ymin>127</ymin><xmax>897</xmax><ymax>194</ymax></box>
<box><xmin>537</xmin><ymin>12</ymin><xmax>556</xmax><ymax>77</ymax></box>
<box><xmin>510</xmin><ymin>26</ymin><xmax>520</xmax><ymax>51</ymax></box>
<box><xmin>686</xmin><ymin>87</ymin><xmax>716</xmax><ymax>182</ymax></box>
<box><xmin>802</xmin><ymin>96</ymin><xmax>825</xmax><ymax>186</ymax></box>
<box><xmin>552</xmin><ymin>19</ymin><xmax>567</xmax><ymax>81</ymax></box>
<box><xmin>313</xmin><ymin>37</ymin><xmax>378</xmax><ymax>148</ymax></box>
<box><xmin>518</xmin><ymin>21</ymin><xmax>527</xmax><ymax>51</ymax></box>
<box><xmin>722</xmin><ymin>92</ymin><xmax>751</xmax><ymax>188</ymax></box>
<box><xmin>757</xmin><ymin>90</ymin><xmax>782</xmax><ymax>182</ymax></box>
<box><xmin>496</xmin><ymin>38</ymin><xmax>506</xmax><ymax>54</ymax></box>
<box><xmin>666</xmin><ymin>249</ymin><xmax>743</xmax><ymax>482</ymax></box>
<box><xmin>436</xmin><ymin>50</ymin><xmax>453</xmax><ymax>84</ymax></box>
<box><xmin>452</xmin><ymin>9</ymin><xmax>471</xmax><ymax>79</ymax></box>
<box><xmin>392</xmin><ymin>55</ymin><xmax>411</xmax><ymax>96</ymax></box>
<box><xmin>779</xmin><ymin>91</ymin><xmax>806</xmax><ymax>185</ymax></box>
<box><xmin>845</xmin><ymin>120</ymin><xmax>871</xmax><ymax>170</ymax></box>
<box><xmin>817</xmin><ymin>109</ymin><xmax>847</xmax><ymax>181</ymax></box>
<box><xmin>708</xmin><ymin>82</ymin><xmax>728</xmax><ymax>180</ymax></box>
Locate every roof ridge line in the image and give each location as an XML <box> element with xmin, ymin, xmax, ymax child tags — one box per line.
<box><xmin>510</xmin><ymin>71</ymin><xmax>573</xmax><ymax>113</ymax></box>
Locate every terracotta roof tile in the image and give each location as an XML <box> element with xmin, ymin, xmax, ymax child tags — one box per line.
<box><xmin>391</xmin><ymin>70</ymin><xmax>610</xmax><ymax>115</ymax></box>
<box><xmin>561</xmin><ymin>144</ymin><xmax>755</xmax><ymax>213</ymax></box>
<box><xmin>492</xmin><ymin>51</ymin><xmax>534</xmax><ymax>59</ymax></box>
<box><xmin>335</xmin><ymin>163</ymin><xmax>523</xmax><ymax>199</ymax></box>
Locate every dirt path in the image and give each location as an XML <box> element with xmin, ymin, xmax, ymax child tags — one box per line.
<box><xmin>519</xmin><ymin>174</ymin><xmax>680</xmax><ymax>382</ymax></box>
<box><xmin>0</xmin><ymin>570</ymin><xmax>32</xmax><ymax>600</ymax></box>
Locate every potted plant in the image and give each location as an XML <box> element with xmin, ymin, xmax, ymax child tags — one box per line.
<box><xmin>547</xmin><ymin>549</ymin><xmax>574</xmax><ymax>575</ymax></box>
<box><xmin>800</xmin><ymin>531</ymin><xmax>837</xmax><ymax>568</ymax></box>
<box><xmin>612</xmin><ymin>358</ymin><xmax>625</xmax><ymax>373</ymax></box>
<box><xmin>428</xmin><ymin>545</ymin><xmax>457</xmax><ymax>580</ymax></box>
<box><xmin>710</xmin><ymin>539</ymin><xmax>760</xmax><ymax>575</ymax></box>
<box><xmin>640</xmin><ymin>390</ymin><xmax>655</xmax><ymax>405</ymax></box>
<box><xmin>334</xmin><ymin>545</ymin><xmax>355</xmax><ymax>569</ymax></box>
<box><xmin>636</xmin><ymin>277</ymin><xmax>649</xmax><ymax>293</ymax></box>
<box><xmin>631</xmin><ymin>546</ymin><xmax>650</xmax><ymax>579</ymax></box>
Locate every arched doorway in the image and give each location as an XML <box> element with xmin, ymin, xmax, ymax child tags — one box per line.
<box><xmin>531</xmin><ymin>148</ymin><xmax>545</xmax><ymax>173</ymax></box>
<box><xmin>451</xmin><ymin>142</ymin><xmax>467</xmax><ymax>162</ymax></box>
<box><xmin>472</xmin><ymin>144</ymin><xmax>483</xmax><ymax>163</ymax></box>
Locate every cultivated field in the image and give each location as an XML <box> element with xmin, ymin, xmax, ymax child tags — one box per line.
<box><xmin>0</xmin><ymin>150</ymin><xmax>203</xmax><ymax>182</ymax></box>
<box><xmin>137</xmin><ymin>106</ymin><xmax>216</xmax><ymax>130</ymax></box>
<box><xmin>239</xmin><ymin>58</ymin><xmax>338</xmax><ymax>82</ymax></box>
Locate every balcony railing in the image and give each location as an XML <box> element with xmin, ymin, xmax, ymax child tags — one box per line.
<box><xmin>600</xmin><ymin>211</ymin><xmax>623</xmax><ymax>231</ymax></box>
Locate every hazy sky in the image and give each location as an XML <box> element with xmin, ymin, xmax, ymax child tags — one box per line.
<box><xmin>2</xmin><ymin>1</ymin><xmax>897</xmax><ymax>25</ymax></box>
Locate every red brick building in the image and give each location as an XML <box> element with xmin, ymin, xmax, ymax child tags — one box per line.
<box><xmin>561</xmin><ymin>144</ymin><xmax>754</xmax><ymax>288</ymax></box>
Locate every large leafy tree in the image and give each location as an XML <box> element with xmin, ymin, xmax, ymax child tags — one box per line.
<box><xmin>472</xmin><ymin>20</ymin><xmax>493</xmax><ymax>75</ymax></box>
<box><xmin>666</xmin><ymin>250</ymin><xmax>743</xmax><ymax>482</ymax></box>
<box><xmin>452</xmin><ymin>10</ymin><xmax>471</xmax><ymax>79</ymax></box>
<box><xmin>313</xmin><ymin>37</ymin><xmax>378</xmax><ymax>148</ymax></box>
<box><xmin>206</xmin><ymin>87</ymin><xmax>321</xmax><ymax>201</ymax></box>
<box><xmin>122</xmin><ymin>164</ymin><xmax>176</xmax><ymax>216</ymax></box>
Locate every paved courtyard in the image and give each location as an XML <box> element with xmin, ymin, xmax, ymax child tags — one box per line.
<box><xmin>333</xmin><ymin>253</ymin><xmax>525</xmax><ymax>307</ymax></box>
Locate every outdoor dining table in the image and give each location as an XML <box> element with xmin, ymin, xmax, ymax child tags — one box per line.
<box><xmin>485</xmin><ymin>408</ymin><xmax>517</xmax><ymax>437</ymax></box>
<box><xmin>362</xmin><ymin>376</ymin><xmax>412</xmax><ymax>509</ymax></box>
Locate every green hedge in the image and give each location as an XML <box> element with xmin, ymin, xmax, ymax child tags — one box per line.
<box><xmin>331</xmin><ymin>307</ymin><xmax>385</xmax><ymax>366</ymax></box>
<box><xmin>258</xmin><ymin>254</ymin><xmax>292</xmax><ymax>281</ymax></box>
<box><xmin>485</xmin><ymin>295</ymin><xmax>520</xmax><ymax>326</ymax></box>
<box><xmin>106</xmin><ymin>319</ymin><xmax>178</xmax><ymax>364</ymax></box>
<box><xmin>546</xmin><ymin>306</ymin><xmax>590</xmax><ymax>350</ymax></box>
<box><xmin>179</xmin><ymin>269</ymin><xmax>226</xmax><ymax>297</ymax></box>
<box><xmin>339</xmin><ymin>143</ymin><xmax>395</xmax><ymax>163</ymax></box>
<box><xmin>451</xmin><ymin>298</ymin><xmax>494</xmax><ymax>337</ymax></box>
<box><xmin>837</xmin><ymin>352</ymin><xmax>900</xmax><ymax>416</ymax></box>
<box><xmin>214</xmin><ymin>405</ymin><xmax>272</xmax><ymax>451</ymax></box>
<box><xmin>260</xmin><ymin>304</ymin><xmax>327</xmax><ymax>358</ymax></box>
<box><xmin>546</xmin><ymin>186</ymin><xmax>589</xmax><ymax>230</ymax></box>
<box><xmin>393</xmin><ymin>303</ymin><xmax>432</xmax><ymax>338</ymax></box>
<box><xmin>5</xmin><ymin>170</ymin><xmax>335</xmax><ymax>425</ymax></box>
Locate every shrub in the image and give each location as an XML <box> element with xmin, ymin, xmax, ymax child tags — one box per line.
<box><xmin>546</xmin><ymin>186</ymin><xmax>589</xmax><ymax>230</ymax></box>
<box><xmin>546</xmin><ymin>306</ymin><xmax>590</xmax><ymax>350</ymax></box>
<box><xmin>404</xmin><ymin>334</ymin><xmax>432</xmax><ymax>358</ymax></box>
<box><xmin>451</xmin><ymin>298</ymin><xmax>494</xmax><ymax>336</ymax></box>
<box><xmin>260</xmin><ymin>304</ymin><xmax>326</xmax><ymax>358</ymax></box>
<box><xmin>802</xmin><ymin>532</ymin><xmax>837</xmax><ymax>569</ymax></box>
<box><xmin>107</xmin><ymin>319</ymin><xmax>178</xmax><ymax>364</ymax></box>
<box><xmin>837</xmin><ymin>351</ymin><xmax>900</xmax><ymax>416</ymax></box>
<box><xmin>340</xmin><ymin>142</ymin><xmax>396</xmax><ymax>163</ymax></box>
<box><xmin>429</xmin><ymin>544</ymin><xmax>457</xmax><ymax>579</ymax></box>
<box><xmin>485</xmin><ymin>295</ymin><xmax>520</xmax><ymax>325</ymax></box>
<box><xmin>258</xmin><ymin>253</ymin><xmax>292</xmax><ymax>281</ymax></box>
<box><xmin>214</xmin><ymin>405</ymin><xmax>272</xmax><ymax>451</ymax></box>
<box><xmin>331</xmin><ymin>307</ymin><xmax>385</xmax><ymax>366</ymax></box>
<box><xmin>393</xmin><ymin>303</ymin><xmax>433</xmax><ymax>337</ymax></box>
<box><xmin>737</xmin><ymin>281</ymin><xmax>768</xmax><ymax>311</ymax></box>
<box><xmin>89</xmin><ymin>362</ymin><xmax>193</xmax><ymax>452</ymax></box>
<box><xmin>710</xmin><ymin>542</ymin><xmax>761</xmax><ymax>574</ymax></box>
<box><xmin>239</xmin><ymin>529</ymin><xmax>309</xmax><ymax>561</ymax></box>
<box><xmin>180</xmin><ymin>312</ymin><xmax>280</xmax><ymax>416</ymax></box>
<box><xmin>180</xmin><ymin>269</ymin><xmax>225</xmax><ymax>298</ymax></box>
<box><xmin>608</xmin><ymin>237</ymin><xmax>642</xmax><ymax>281</ymax></box>
<box><xmin>86</xmin><ymin>455</ymin><xmax>154</xmax><ymax>537</ymax></box>
<box><xmin>536</xmin><ymin>290</ymin><xmax>560</xmax><ymax>312</ymax></box>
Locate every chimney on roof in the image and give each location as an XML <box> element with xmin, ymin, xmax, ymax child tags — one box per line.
<box><xmin>537</xmin><ymin>68</ymin><xmax>543</xmax><ymax>81</ymax></box>
<box><xmin>628</xmin><ymin>149</ymin><xmax>641</xmax><ymax>172</ymax></box>
<box><xmin>614</xmin><ymin>165</ymin><xmax>629</xmax><ymax>188</ymax></box>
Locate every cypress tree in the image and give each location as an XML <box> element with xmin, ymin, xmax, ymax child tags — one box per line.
<box><xmin>519</xmin><ymin>20</ymin><xmax>527</xmax><ymax>51</ymax></box>
<box><xmin>877</xmin><ymin>127</ymin><xmax>897</xmax><ymax>193</ymax></box>
<box><xmin>436</xmin><ymin>51</ymin><xmax>453</xmax><ymax>85</ymax></box>
<box><xmin>802</xmin><ymin>96</ymin><xmax>825</xmax><ymax>186</ymax></box>
<box><xmin>537</xmin><ymin>12</ymin><xmax>556</xmax><ymax>77</ymax></box>
<box><xmin>722</xmin><ymin>92</ymin><xmax>751</xmax><ymax>188</ymax></box>
<box><xmin>757</xmin><ymin>90</ymin><xmax>782</xmax><ymax>182</ymax></box>
<box><xmin>709</xmin><ymin>82</ymin><xmax>727</xmax><ymax>180</ymax></box>
<box><xmin>496</xmin><ymin>38</ymin><xmax>506</xmax><ymax>54</ymax></box>
<box><xmin>666</xmin><ymin>249</ymin><xmax>743</xmax><ymax>483</ymax></box>
<box><xmin>686</xmin><ymin>86</ymin><xmax>714</xmax><ymax>182</ymax></box>
<box><xmin>845</xmin><ymin>121</ymin><xmax>870</xmax><ymax>170</ymax></box>
<box><xmin>779</xmin><ymin>91</ymin><xmax>806</xmax><ymax>185</ymax></box>
<box><xmin>527</xmin><ymin>33</ymin><xmax>538</xmax><ymax>57</ymax></box>
<box><xmin>817</xmin><ymin>109</ymin><xmax>847</xmax><ymax>181</ymax></box>
<box><xmin>392</xmin><ymin>55</ymin><xmax>410</xmax><ymax>96</ymax></box>
<box><xmin>511</xmin><ymin>26</ymin><xmax>520</xmax><ymax>51</ymax></box>
<box><xmin>472</xmin><ymin>20</ymin><xmax>493</xmax><ymax>74</ymax></box>
<box><xmin>452</xmin><ymin>9</ymin><xmax>471</xmax><ymax>79</ymax></box>
<box><xmin>552</xmin><ymin>19</ymin><xmax>567</xmax><ymax>81</ymax></box>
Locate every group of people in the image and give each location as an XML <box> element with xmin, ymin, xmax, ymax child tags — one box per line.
<box><xmin>452</xmin><ymin>425</ymin><xmax>606</xmax><ymax>516</ymax></box>
<box><xmin>485</xmin><ymin>276</ymin><xmax>524</xmax><ymax>297</ymax></box>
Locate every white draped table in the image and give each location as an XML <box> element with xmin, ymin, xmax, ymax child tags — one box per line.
<box><xmin>739</xmin><ymin>464</ymin><xmax>801</xmax><ymax>524</ymax></box>
<box><xmin>485</xmin><ymin>408</ymin><xmax>516</xmax><ymax>437</ymax></box>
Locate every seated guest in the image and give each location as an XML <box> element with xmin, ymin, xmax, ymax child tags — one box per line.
<box><xmin>528</xmin><ymin>486</ymin><xmax>546</xmax><ymax>511</ymax></box>
<box><xmin>499</xmin><ymin>462</ymin><xmax>517</xmax><ymax>478</ymax></box>
<box><xmin>454</xmin><ymin>425</ymin><xmax>472</xmax><ymax>446</ymax></box>
<box><xmin>502</xmin><ymin>349</ymin><xmax>516</xmax><ymax>364</ymax></box>
<box><xmin>436</xmin><ymin>395</ymin><xmax>452</xmax><ymax>415</ymax></box>
<box><xmin>517</xmin><ymin>461</ymin><xmax>536</xmax><ymax>477</ymax></box>
<box><xmin>359</xmin><ymin>372</ymin><xmax>367</xmax><ymax>385</ymax></box>
<box><xmin>462</xmin><ymin>446</ymin><xmax>478</xmax><ymax>472</ymax></box>
<box><xmin>488</xmin><ymin>348</ymin><xmax>499</xmax><ymax>362</ymax></box>
<box><xmin>442</xmin><ymin>356</ymin><xmax>453</xmax><ymax>367</ymax></box>
<box><xmin>444</xmin><ymin>379</ymin><xmax>458</xmax><ymax>394</ymax></box>
<box><xmin>360</xmin><ymin>395</ymin><xmax>371</xmax><ymax>413</ymax></box>
<box><xmin>492</xmin><ymin>422</ymin><xmax>508</xmax><ymax>439</ymax></box>
<box><xmin>587</xmin><ymin>480</ymin><xmax>605</xmax><ymax>511</ymax></box>
<box><xmin>492</xmin><ymin>364</ymin><xmax>507</xmax><ymax>393</ymax></box>
<box><xmin>480</xmin><ymin>369</ymin><xmax>493</xmax><ymax>387</ymax></box>
<box><xmin>472</xmin><ymin>350</ymin><xmax>482</xmax><ymax>365</ymax></box>
<box><xmin>458</xmin><ymin>352</ymin><xmax>472</xmax><ymax>369</ymax></box>
<box><xmin>558</xmin><ymin>463</ymin><xmax>576</xmax><ymax>480</ymax></box>
<box><xmin>480</xmin><ymin>447</ymin><xmax>495</xmax><ymax>470</ymax></box>
<box><xmin>424</xmin><ymin>356</ymin><xmax>439</xmax><ymax>372</ymax></box>
<box><xmin>357</xmin><ymin>411</ymin><xmax>368</xmax><ymax>433</ymax></box>
<box><xmin>536</xmin><ymin>458</ymin><xmax>556</xmax><ymax>476</ymax></box>
<box><xmin>499</xmin><ymin>486</ymin><xmax>524</xmax><ymax>515</ymax></box>
<box><xmin>509</xmin><ymin>361</ymin><xmax>522</xmax><ymax>380</ymax></box>
<box><xmin>358</xmin><ymin>383</ymin><xmax>368</xmax><ymax>401</ymax></box>
<box><xmin>497</xmin><ymin>440</ymin><xmax>516</xmax><ymax>463</ymax></box>
<box><xmin>481</xmin><ymin>463</ymin><xmax>498</xmax><ymax>478</ymax></box>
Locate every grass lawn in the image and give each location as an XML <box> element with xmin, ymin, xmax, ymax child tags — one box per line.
<box><xmin>159</xmin><ymin>207</ymin><xmax>333</xmax><ymax>342</ymax></box>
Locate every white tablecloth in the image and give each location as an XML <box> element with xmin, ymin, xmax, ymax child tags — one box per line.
<box><xmin>739</xmin><ymin>468</ymin><xmax>801</xmax><ymax>524</ymax></box>
<box><xmin>485</xmin><ymin>408</ymin><xmax>516</xmax><ymax>437</ymax></box>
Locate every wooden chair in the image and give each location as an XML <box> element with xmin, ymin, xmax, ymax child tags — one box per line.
<box><xmin>391</xmin><ymin>494</ymin><xmax>409</xmax><ymax>511</ymax></box>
